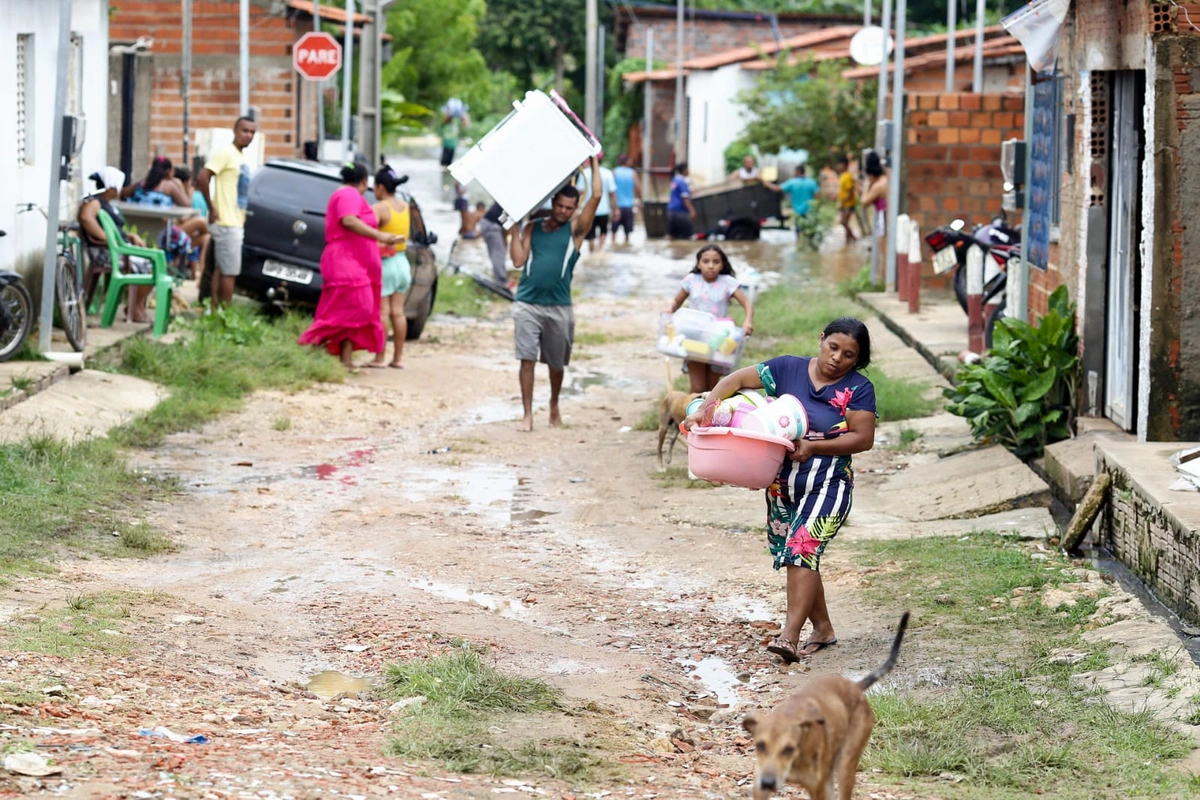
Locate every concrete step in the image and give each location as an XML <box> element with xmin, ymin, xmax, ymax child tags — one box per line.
<box><xmin>0</xmin><ymin>370</ymin><xmax>166</xmax><ymax>444</ymax></box>
<box><xmin>872</xmin><ymin>444</ymin><xmax>1051</xmax><ymax>521</ymax></box>
<box><xmin>1040</xmin><ymin>420</ymin><xmax>1131</xmax><ymax>506</ymax></box>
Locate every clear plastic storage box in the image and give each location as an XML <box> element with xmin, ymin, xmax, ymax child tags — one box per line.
<box><xmin>657</xmin><ymin>309</ymin><xmax>746</xmax><ymax>369</ymax></box>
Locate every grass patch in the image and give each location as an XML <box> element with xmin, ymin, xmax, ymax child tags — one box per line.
<box><xmin>652</xmin><ymin>464</ymin><xmax>716</xmax><ymax>489</ymax></box>
<box><xmin>743</xmin><ymin>286</ymin><xmax>937</xmax><ymax>422</ymax></box>
<box><xmin>272</xmin><ymin>416</ymin><xmax>292</xmax><ymax>432</ymax></box>
<box><xmin>887</xmin><ymin>427</ymin><xmax>923</xmax><ymax>451</ymax></box>
<box><xmin>435</xmin><ymin>274</ymin><xmax>499</xmax><ymax>317</ymax></box>
<box><xmin>0</xmin><ymin>436</ymin><xmax>178</xmax><ymax>578</ymax></box>
<box><xmin>838</xmin><ymin>264</ymin><xmax>885</xmax><ymax>296</ymax></box>
<box><xmin>1132</xmin><ymin>650</ymin><xmax>1182</xmax><ymax>689</ymax></box>
<box><xmin>384</xmin><ymin>648</ymin><xmax>610</xmax><ymax>783</ymax></box>
<box><xmin>104</xmin><ymin>306</ymin><xmax>343</xmax><ymax>447</ymax></box>
<box><xmin>10</xmin><ymin>375</ymin><xmax>34</xmax><ymax>392</ymax></box>
<box><xmin>1</xmin><ymin>591</ymin><xmax>138</xmax><ymax>656</ymax></box>
<box><xmin>574</xmin><ymin>330</ymin><xmax>636</xmax><ymax>347</ymax></box>
<box><xmin>845</xmin><ymin>534</ymin><xmax>1199</xmax><ymax>799</ymax></box>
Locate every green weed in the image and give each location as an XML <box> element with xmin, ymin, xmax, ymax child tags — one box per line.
<box><xmin>272</xmin><ymin>416</ymin><xmax>293</xmax><ymax>432</ymax></box>
<box><xmin>838</xmin><ymin>263</ymin><xmax>885</xmax><ymax>296</ymax></box>
<box><xmin>10</xmin><ymin>376</ymin><xmax>33</xmax><ymax>392</ymax></box>
<box><xmin>2</xmin><ymin>592</ymin><xmax>138</xmax><ymax>656</ymax></box>
<box><xmin>106</xmin><ymin>306</ymin><xmax>343</xmax><ymax>447</ymax></box>
<box><xmin>435</xmin><ymin>274</ymin><xmax>497</xmax><ymax>317</ymax></box>
<box><xmin>652</xmin><ymin>464</ymin><xmax>715</xmax><ymax>489</ymax></box>
<box><xmin>0</xmin><ymin>436</ymin><xmax>178</xmax><ymax>578</ymax></box>
<box><xmin>384</xmin><ymin>649</ymin><xmax>611</xmax><ymax>782</ymax></box>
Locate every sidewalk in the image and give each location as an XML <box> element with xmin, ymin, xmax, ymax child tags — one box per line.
<box><xmin>0</xmin><ymin>283</ymin><xmax>198</xmax><ymax>439</ymax></box>
<box><xmin>857</xmin><ymin>290</ymin><xmax>966</xmax><ymax>382</ymax></box>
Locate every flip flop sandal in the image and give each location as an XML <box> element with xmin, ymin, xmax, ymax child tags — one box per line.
<box><xmin>766</xmin><ymin>637</ymin><xmax>800</xmax><ymax>664</ymax></box>
<box><xmin>798</xmin><ymin>639</ymin><xmax>839</xmax><ymax>657</ymax></box>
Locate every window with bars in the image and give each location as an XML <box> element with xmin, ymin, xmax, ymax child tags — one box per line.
<box><xmin>16</xmin><ymin>34</ymin><xmax>34</xmax><ymax>166</ymax></box>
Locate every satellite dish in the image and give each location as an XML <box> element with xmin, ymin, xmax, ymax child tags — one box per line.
<box><xmin>849</xmin><ymin>26</ymin><xmax>894</xmax><ymax>67</ymax></box>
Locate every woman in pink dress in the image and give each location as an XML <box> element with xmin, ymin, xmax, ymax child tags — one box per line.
<box><xmin>299</xmin><ymin>162</ymin><xmax>403</xmax><ymax>368</ymax></box>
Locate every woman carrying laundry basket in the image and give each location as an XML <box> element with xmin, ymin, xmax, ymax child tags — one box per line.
<box><xmin>684</xmin><ymin>317</ymin><xmax>877</xmax><ymax>663</ymax></box>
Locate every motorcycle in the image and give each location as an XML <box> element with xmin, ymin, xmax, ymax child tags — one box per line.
<box><xmin>925</xmin><ymin>212</ymin><xmax>1021</xmax><ymax>312</ymax></box>
<box><xmin>0</xmin><ymin>230</ymin><xmax>35</xmax><ymax>363</ymax></box>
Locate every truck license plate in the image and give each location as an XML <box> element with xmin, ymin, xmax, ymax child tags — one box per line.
<box><xmin>262</xmin><ymin>260</ymin><xmax>314</xmax><ymax>284</ymax></box>
<box><xmin>932</xmin><ymin>246</ymin><xmax>958</xmax><ymax>275</ymax></box>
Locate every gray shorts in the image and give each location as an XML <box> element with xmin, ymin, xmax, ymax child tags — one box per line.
<box><xmin>513</xmin><ymin>301</ymin><xmax>574</xmax><ymax>370</ymax></box>
<box><xmin>210</xmin><ymin>224</ymin><xmax>244</xmax><ymax>277</ymax></box>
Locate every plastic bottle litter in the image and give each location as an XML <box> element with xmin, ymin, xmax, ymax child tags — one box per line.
<box><xmin>137</xmin><ymin>726</ymin><xmax>208</xmax><ymax>744</ymax></box>
<box><xmin>426</xmin><ymin>446</ymin><xmax>451</xmax><ymax>455</ymax></box>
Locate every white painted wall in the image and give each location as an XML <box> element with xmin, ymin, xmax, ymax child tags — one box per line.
<box><xmin>0</xmin><ymin>0</ymin><xmax>109</xmax><ymax>278</ymax></box>
<box><xmin>685</xmin><ymin>63</ymin><xmax>757</xmax><ymax>188</ymax></box>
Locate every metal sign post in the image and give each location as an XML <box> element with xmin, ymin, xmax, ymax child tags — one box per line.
<box><xmin>674</xmin><ymin>0</ymin><xmax>684</xmax><ymax>161</ymax></box>
<box><xmin>182</xmin><ymin>0</ymin><xmax>192</xmax><ymax>165</ymax></box>
<box><xmin>39</xmin><ymin>0</ymin><xmax>72</xmax><ymax>353</ymax></box>
<box><xmin>884</xmin><ymin>0</ymin><xmax>906</xmax><ymax>292</ymax></box>
<box><xmin>240</xmin><ymin>0</ymin><xmax>250</xmax><ymax>114</ymax></box>
<box><xmin>946</xmin><ymin>0</ymin><xmax>957</xmax><ymax>92</ymax></box>
<box><xmin>342</xmin><ymin>0</ymin><xmax>355</xmax><ymax>160</ymax></box>
<box><xmin>643</xmin><ymin>28</ymin><xmax>654</xmax><ymax>184</ymax></box>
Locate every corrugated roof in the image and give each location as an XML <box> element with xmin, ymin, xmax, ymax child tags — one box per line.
<box><xmin>840</xmin><ymin>36</ymin><xmax>1023</xmax><ymax>79</ymax></box>
<box><xmin>623</xmin><ymin>25</ymin><xmax>859</xmax><ymax>84</ymax></box>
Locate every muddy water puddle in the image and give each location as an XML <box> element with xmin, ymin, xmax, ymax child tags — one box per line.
<box><xmin>305</xmin><ymin>670</ymin><xmax>375</xmax><ymax>699</ymax></box>
<box><xmin>409</xmin><ymin>579</ymin><xmax>528</xmax><ymax>619</ymax></box>
<box><xmin>679</xmin><ymin>656</ymin><xmax>745</xmax><ymax>707</ymax></box>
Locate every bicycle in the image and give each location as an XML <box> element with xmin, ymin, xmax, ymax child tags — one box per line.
<box><xmin>0</xmin><ymin>229</ymin><xmax>35</xmax><ymax>362</ymax></box>
<box><xmin>16</xmin><ymin>204</ymin><xmax>87</xmax><ymax>353</ymax></box>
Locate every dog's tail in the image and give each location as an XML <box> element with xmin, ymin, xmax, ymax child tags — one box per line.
<box><xmin>857</xmin><ymin>611</ymin><xmax>910</xmax><ymax>691</ymax></box>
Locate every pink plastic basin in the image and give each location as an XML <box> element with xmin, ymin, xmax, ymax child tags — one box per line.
<box><xmin>685</xmin><ymin>426</ymin><xmax>796</xmax><ymax>490</ymax></box>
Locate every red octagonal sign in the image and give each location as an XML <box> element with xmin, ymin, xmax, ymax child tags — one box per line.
<box><xmin>293</xmin><ymin>32</ymin><xmax>342</xmax><ymax>81</ymax></box>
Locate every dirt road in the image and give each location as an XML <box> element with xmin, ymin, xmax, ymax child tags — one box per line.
<box><xmin>0</xmin><ymin>270</ymin><xmax>952</xmax><ymax>797</ymax></box>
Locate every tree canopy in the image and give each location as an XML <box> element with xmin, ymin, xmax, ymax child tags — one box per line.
<box><xmin>733</xmin><ymin>54</ymin><xmax>877</xmax><ymax>164</ymax></box>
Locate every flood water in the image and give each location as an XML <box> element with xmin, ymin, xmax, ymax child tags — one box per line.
<box><xmin>383</xmin><ymin>146</ymin><xmax>868</xmax><ymax>303</ymax></box>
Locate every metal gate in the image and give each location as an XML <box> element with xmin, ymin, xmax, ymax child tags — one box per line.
<box><xmin>1104</xmin><ymin>71</ymin><xmax>1143</xmax><ymax>430</ymax></box>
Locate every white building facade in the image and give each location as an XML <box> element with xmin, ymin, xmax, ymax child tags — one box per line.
<box><xmin>0</xmin><ymin>0</ymin><xmax>109</xmax><ymax>280</ymax></box>
<box><xmin>684</xmin><ymin>63</ymin><xmax>757</xmax><ymax>188</ymax></box>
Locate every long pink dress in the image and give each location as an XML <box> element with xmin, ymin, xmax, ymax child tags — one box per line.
<box><xmin>298</xmin><ymin>186</ymin><xmax>385</xmax><ymax>355</ymax></box>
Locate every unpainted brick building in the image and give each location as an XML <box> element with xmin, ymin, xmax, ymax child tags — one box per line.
<box><xmin>108</xmin><ymin>0</ymin><xmax>376</xmax><ymax>173</ymax></box>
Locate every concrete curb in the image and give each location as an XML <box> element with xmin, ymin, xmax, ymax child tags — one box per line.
<box><xmin>0</xmin><ymin>363</ymin><xmax>70</xmax><ymax>413</ymax></box>
<box><xmin>855</xmin><ymin>292</ymin><xmax>961</xmax><ymax>383</ymax></box>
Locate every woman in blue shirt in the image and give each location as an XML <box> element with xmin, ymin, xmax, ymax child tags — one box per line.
<box><xmin>667</xmin><ymin>162</ymin><xmax>695</xmax><ymax>239</ymax></box>
<box><xmin>686</xmin><ymin>317</ymin><xmax>877</xmax><ymax>663</ymax></box>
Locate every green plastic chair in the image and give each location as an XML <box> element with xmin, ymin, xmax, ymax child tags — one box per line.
<box><xmin>96</xmin><ymin>209</ymin><xmax>173</xmax><ymax>336</ymax></box>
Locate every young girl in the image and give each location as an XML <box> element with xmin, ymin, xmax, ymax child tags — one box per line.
<box><xmin>667</xmin><ymin>244</ymin><xmax>755</xmax><ymax>392</ymax></box>
<box><xmin>368</xmin><ymin>165</ymin><xmax>411</xmax><ymax>369</ymax></box>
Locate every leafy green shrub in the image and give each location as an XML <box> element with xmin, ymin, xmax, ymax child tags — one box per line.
<box><xmin>795</xmin><ymin>197</ymin><xmax>837</xmax><ymax>251</ymax></box>
<box><xmin>944</xmin><ymin>285</ymin><xmax>1078</xmax><ymax>459</ymax></box>
<box><xmin>724</xmin><ymin>140</ymin><xmax>754</xmax><ymax>175</ymax></box>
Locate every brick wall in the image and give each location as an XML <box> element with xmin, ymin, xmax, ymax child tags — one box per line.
<box><xmin>1097</xmin><ymin>445</ymin><xmax>1200</xmax><ymax>625</ymax></box>
<box><xmin>110</xmin><ymin>0</ymin><xmax>319</xmax><ymax>162</ymax></box>
<box><xmin>902</xmin><ymin>92</ymin><xmax>1024</xmax><ymax>287</ymax></box>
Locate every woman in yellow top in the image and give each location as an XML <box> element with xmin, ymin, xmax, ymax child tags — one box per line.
<box><xmin>835</xmin><ymin>154</ymin><xmax>858</xmax><ymax>245</ymax></box>
<box><xmin>369</xmin><ymin>165</ymin><xmax>411</xmax><ymax>368</ymax></box>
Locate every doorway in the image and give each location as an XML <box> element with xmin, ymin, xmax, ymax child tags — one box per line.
<box><xmin>1103</xmin><ymin>70</ymin><xmax>1144</xmax><ymax>431</ymax></box>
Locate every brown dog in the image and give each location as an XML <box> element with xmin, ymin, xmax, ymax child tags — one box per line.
<box><xmin>657</xmin><ymin>390</ymin><xmax>701</xmax><ymax>471</ymax></box>
<box><xmin>742</xmin><ymin>612</ymin><xmax>910</xmax><ymax>800</ymax></box>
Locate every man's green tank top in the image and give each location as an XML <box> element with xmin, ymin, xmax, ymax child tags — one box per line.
<box><xmin>514</xmin><ymin>221</ymin><xmax>579</xmax><ymax>306</ymax></box>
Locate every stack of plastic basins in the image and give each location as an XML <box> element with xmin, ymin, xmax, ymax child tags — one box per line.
<box><xmin>447</xmin><ymin>90</ymin><xmax>602</xmax><ymax>229</ymax></box>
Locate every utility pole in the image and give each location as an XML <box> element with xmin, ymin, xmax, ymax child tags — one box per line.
<box><xmin>239</xmin><ymin>0</ymin><xmax>249</xmax><ymax>115</ymax></box>
<box><xmin>585</xmin><ymin>0</ymin><xmax>598</xmax><ymax>132</ymax></box>
<box><xmin>946</xmin><ymin>0</ymin><xmax>957</xmax><ymax>93</ymax></box>
<box><xmin>973</xmin><ymin>0</ymin><xmax>985</xmax><ymax>92</ymax></box>
<box><xmin>315</xmin><ymin>0</ymin><xmax>324</xmax><ymax>158</ymax></box>
<box><xmin>864</xmin><ymin>0</ymin><xmax>871</xmax><ymax>26</ymax></box>
<box><xmin>182</xmin><ymin>0</ymin><xmax>192</xmax><ymax>165</ymax></box>
<box><xmin>674</xmin><ymin>0</ymin><xmax>684</xmax><ymax>162</ymax></box>
<box><xmin>342</xmin><ymin>0</ymin><xmax>355</xmax><ymax>160</ymax></box>
<box><xmin>596</xmin><ymin>24</ymin><xmax>606</xmax><ymax>141</ymax></box>
<box><xmin>358</xmin><ymin>0</ymin><xmax>378</xmax><ymax>166</ymax></box>
<box><xmin>871</xmin><ymin>0</ymin><xmax>893</xmax><ymax>285</ymax></box>
<box><xmin>884</xmin><ymin>0</ymin><xmax>907</xmax><ymax>291</ymax></box>
<box><xmin>39</xmin><ymin>0</ymin><xmax>72</xmax><ymax>354</ymax></box>
<box><xmin>642</xmin><ymin>28</ymin><xmax>654</xmax><ymax>186</ymax></box>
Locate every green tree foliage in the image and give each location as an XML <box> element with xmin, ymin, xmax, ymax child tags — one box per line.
<box><xmin>733</xmin><ymin>54</ymin><xmax>877</xmax><ymax>164</ymax></box>
<box><xmin>475</xmin><ymin>0</ymin><xmax>588</xmax><ymax>93</ymax></box>
<box><xmin>601</xmin><ymin>57</ymin><xmax>667</xmax><ymax>162</ymax></box>
<box><xmin>382</xmin><ymin>0</ymin><xmax>490</xmax><ymax>118</ymax></box>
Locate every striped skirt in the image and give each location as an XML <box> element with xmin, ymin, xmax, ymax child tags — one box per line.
<box><xmin>764</xmin><ymin>454</ymin><xmax>854</xmax><ymax>571</ymax></box>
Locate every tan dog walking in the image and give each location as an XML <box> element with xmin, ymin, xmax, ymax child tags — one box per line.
<box><xmin>742</xmin><ymin>612</ymin><xmax>910</xmax><ymax>800</ymax></box>
<box><xmin>656</xmin><ymin>358</ymin><xmax>700</xmax><ymax>471</ymax></box>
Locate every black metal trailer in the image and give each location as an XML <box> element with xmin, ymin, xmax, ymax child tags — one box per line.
<box><xmin>643</xmin><ymin>183</ymin><xmax>783</xmax><ymax>240</ymax></box>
